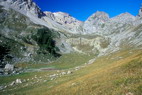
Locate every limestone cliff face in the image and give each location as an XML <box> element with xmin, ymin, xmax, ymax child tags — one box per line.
<box><xmin>138</xmin><ymin>5</ymin><xmax>142</xmax><ymax>17</ymax></box>
<box><xmin>44</xmin><ymin>11</ymin><xmax>83</xmax><ymax>33</ymax></box>
<box><xmin>0</xmin><ymin>0</ymin><xmax>44</xmax><ymax>18</ymax></box>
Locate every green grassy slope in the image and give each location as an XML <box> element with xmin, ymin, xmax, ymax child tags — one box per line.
<box><xmin>0</xmin><ymin>49</ymin><xmax>141</xmax><ymax>95</ymax></box>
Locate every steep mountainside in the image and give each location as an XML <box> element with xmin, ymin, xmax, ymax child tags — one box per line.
<box><xmin>44</xmin><ymin>11</ymin><xmax>83</xmax><ymax>33</ymax></box>
<box><xmin>0</xmin><ymin>0</ymin><xmax>73</xmax><ymax>33</ymax></box>
<box><xmin>0</xmin><ymin>6</ymin><xmax>72</xmax><ymax>67</ymax></box>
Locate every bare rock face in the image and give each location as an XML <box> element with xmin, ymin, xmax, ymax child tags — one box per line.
<box><xmin>0</xmin><ymin>0</ymin><xmax>72</xmax><ymax>32</ymax></box>
<box><xmin>15</xmin><ymin>79</ymin><xmax>22</xmax><ymax>84</ymax></box>
<box><xmin>110</xmin><ymin>12</ymin><xmax>136</xmax><ymax>24</ymax></box>
<box><xmin>138</xmin><ymin>5</ymin><xmax>142</xmax><ymax>17</ymax></box>
<box><xmin>44</xmin><ymin>11</ymin><xmax>55</xmax><ymax>20</ymax></box>
<box><xmin>0</xmin><ymin>0</ymin><xmax>45</xmax><ymax>18</ymax></box>
<box><xmin>83</xmin><ymin>11</ymin><xmax>109</xmax><ymax>34</ymax></box>
<box><xmin>44</xmin><ymin>11</ymin><xmax>83</xmax><ymax>33</ymax></box>
<box><xmin>4</xmin><ymin>64</ymin><xmax>14</xmax><ymax>72</ymax></box>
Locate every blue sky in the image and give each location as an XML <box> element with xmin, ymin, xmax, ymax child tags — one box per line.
<box><xmin>33</xmin><ymin>0</ymin><xmax>141</xmax><ymax>21</ymax></box>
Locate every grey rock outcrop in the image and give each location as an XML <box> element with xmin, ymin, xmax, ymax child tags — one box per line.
<box><xmin>0</xmin><ymin>0</ymin><xmax>73</xmax><ymax>33</ymax></box>
<box><xmin>138</xmin><ymin>5</ymin><xmax>142</xmax><ymax>17</ymax></box>
<box><xmin>44</xmin><ymin>11</ymin><xmax>83</xmax><ymax>33</ymax></box>
<box><xmin>15</xmin><ymin>79</ymin><xmax>22</xmax><ymax>84</ymax></box>
<box><xmin>4</xmin><ymin>64</ymin><xmax>14</xmax><ymax>71</ymax></box>
<box><xmin>0</xmin><ymin>0</ymin><xmax>44</xmax><ymax>18</ymax></box>
<box><xmin>83</xmin><ymin>11</ymin><xmax>109</xmax><ymax>34</ymax></box>
<box><xmin>0</xmin><ymin>0</ymin><xmax>142</xmax><ymax>62</ymax></box>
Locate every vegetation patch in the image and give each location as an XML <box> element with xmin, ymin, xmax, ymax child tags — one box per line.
<box><xmin>32</xmin><ymin>28</ymin><xmax>61</xmax><ymax>58</ymax></box>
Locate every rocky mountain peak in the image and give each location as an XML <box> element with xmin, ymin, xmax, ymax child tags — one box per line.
<box><xmin>111</xmin><ymin>12</ymin><xmax>136</xmax><ymax>23</ymax></box>
<box><xmin>82</xmin><ymin>11</ymin><xmax>109</xmax><ymax>34</ymax></box>
<box><xmin>44</xmin><ymin>11</ymin><xmax>55</xmax><ymax>20</ymax></box>
<box><xmin>138</xmin><ymin>4</ymin><xmax>142</xmax><ymax>17</ymax></box>
<box><xmin>44</xmin><ymin>11</ymin><xmax>83</xmax><ymax>33</ymax></box>
<box><xmin>87</xmin><ymin>11</ymin><xmax>109</xmax><ymax>22</ymax></box>
<box><xmin>53</xmin><ymin>12</ymin><xmax>71</xmax><ymax>17</ymax></box>
<box><xmin>84</xmin><ymin>11</ymin><xmax>109</xmax><ymax>28</ymax></box>
<box><xmin>0</xmin><ymin>0</ymin><xmax>45</xmax><ymax>18</ymax></box>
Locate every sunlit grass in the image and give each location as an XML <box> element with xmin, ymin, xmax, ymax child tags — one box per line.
<box><xmin>0</xmin><ymin>49</ymin><xmax>142</xmax><ymax>95</ymax></box>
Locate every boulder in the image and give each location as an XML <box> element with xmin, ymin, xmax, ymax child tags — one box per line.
<box><xmin>15</xmin><ymin>79</ymin><xmax>22</xmax><ymax>84</ymax></box>
<box><xmin>126</xmin><ymin>92</ymin><xmax>133</xmax><ymax>95</ymax></box>
<box><xmin>61</xmin><ymin>72</ymin><xmax>66</xmax><ymax>75</ymax></box>
<box><xmin>88</xmin><ymin>58</ymin><xmax>96</xmax><ymax>64</ymax></box>
<box><xmin>4</xmin><ymin>64</ymin><xmax>14</xmax><ymax>72</ymax></box>
<box><xmin>9</xmin><ymin>81</ymin><xmax>15</xmax><ymax>86</ymax></box>
<box><xmin>67</xmin><ymin>71</ymin><xmax>72</xmax><ymax>74</ymax></box>
<box><xmin>75</xmin><ymin>67</ymin><xmax>80</xmax><ymax>71</ymax></box>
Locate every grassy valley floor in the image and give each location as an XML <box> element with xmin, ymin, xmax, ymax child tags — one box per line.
<box><xmin>0</xmin><ymin>49</ymin><xmax>142</xmax><ymax>95</ymax></box>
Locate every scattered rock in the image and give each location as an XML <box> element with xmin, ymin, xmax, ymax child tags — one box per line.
<box><xmin>27</xmin><ymin>79</ymin><xmax>29</xmax><ymax>81</ymax></box>
<box><xmin>57</xmin><ymin>70</ymin><xmax>60</xmax><ymax>73</ymax></box>
<box><xmin>51</xmin><ymin>78</ymin><xmax>55</xmax><ymax>80</ymax></box>
<box><xmin>61</xmin><ymin>72</ymin><xmax>66</xmax><ymax>75</ymax></box>
<box><xmin>67</xmin><ymin>71</ymin><xmax>72</xmax><ymax>74</ymax></box>
<box><xmin>4</xmin><ymin>86</ymin><xmax>7</xmax><ymax>88</ymax></box>
<box><xmin>87</xmin><ymin>58</ymin><xmax>96</xmax><ymax>64</ymax></box>
<box><xmin>9</xmin><ymin>81</ymin><xmax>15</xmax><ymax>86</ymax></box>
<box><xmin>71</xmin><ymin>83</ymin><xmax>76</xmax><ymax>86</ymax></box>
<box><xmin>50</xmin><ymin>74</ymin><xmax>57</xmax><ymax>78</ymax></box>
<box><xmin>126</xmin><ymin>92</ymin><xmax>134</xmax><ymax>95</ymax></box>
<box><xmin>75</xmin><ymin>67</ymin><xmax>80</xmax><ymax>71</ymax></box>
<box><xmin>4</xmin><ymin>64</ymin><xmax>14</xmax><ymax>72</ymax></box>
<box><xmin>43</xmin><ymin>80</ymin><xmax>47</xmax><ymax>82</ymax></box>
<box><xmin>15</xmin><ymin>79</ymin><xmax>22</xmax><ymax>84</ymax></box>
<box><xmin>22</xmin><ymin>79</ymin><xmax>26</xmax><ymax>82</ymax></box>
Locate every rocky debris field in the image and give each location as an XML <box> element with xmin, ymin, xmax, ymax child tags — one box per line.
<box><xmin>0</xmin><ymin>64</ymin><xmax>23</xmax><ymax>76</ymax></box>
<box><xmin>0</xmin><ymin>57</ymin><xmax>95</xmax><ymax>92</ymax></box>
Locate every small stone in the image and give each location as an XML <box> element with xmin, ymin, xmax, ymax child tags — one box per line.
<box><xmin>15</xmin><ymin>79</ymin><xmax>22</xmax><ymax>84</ymax></box>
<box><xmin>4</xmin><ymin>64</ymin><xmax>14</xmax><ymax>72</ymax></box>
<box><xmin>22</xmin><ymin>79</ymin><xmax>26</xmax><ymax>82</ymax></box>
<box><xmin>4</xmin><ymin>86</ymin><xmax>7</xmax><ymax>88</ymax></box>
<box><xmin>72</xmin><ymin>83</ymin><xmax>76</xmax><ymax>86</ymax></box>
<box><xmin>126</xmin><ymin>92</ymin><xmax>133</xmax><ymax>95</ymax></box>
<box><xmin>75</xmin><ymin>67</ymin><xmax>80</xmax><ymax>71</ymax></box>
<box><xmin>27</xmin><ymin>79</ymin><xmax>29</xmax><ymax>81</ymax></box>
<box><xmin>10</xmin><ymin>81</ymin><xmax>15</xmax><ymax>86</ymax></box>
<box><xmin>50</xmin><ymin>74</ymin><xmax>56</xmax><ymax>78</ymax></box>
<box><xmin>57</xmin><ymin>70</ymin><xmax>60</xmax><ymax>72</ymax></box>
<box><xmin>88</xmin><ymin>58</ymin><xmax>96</xmax><ymax>64</ymax></box>
<box><xmin>61</xmin><ymin>72</ymin><xmax>66</xmax><ymax>75</ymax></box>
<box><xmin>67</xmin><ymin>71</ymin><xmax>72</xmax><ymax>74</ymax></box>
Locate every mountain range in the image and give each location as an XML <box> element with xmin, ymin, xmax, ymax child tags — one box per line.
<box><xmin>0</xmin><ymin>0</ymin><xmax>142</xmax><ymax>62</ymax></box>
<box><xmin>0</xmin><ymin>0</ymin><xmax>142</xmax><ymax>94</ymax></box>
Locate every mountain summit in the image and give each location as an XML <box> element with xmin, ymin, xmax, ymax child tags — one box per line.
<box><xmin>0</xmin><ymin>0</ymin><xmax>44</xmax><ymax>18</ymax></box>
<box><xmin>0</xmin><ymin>0</ymin><xmax>142</xmax><ymax>94</ymax></box>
